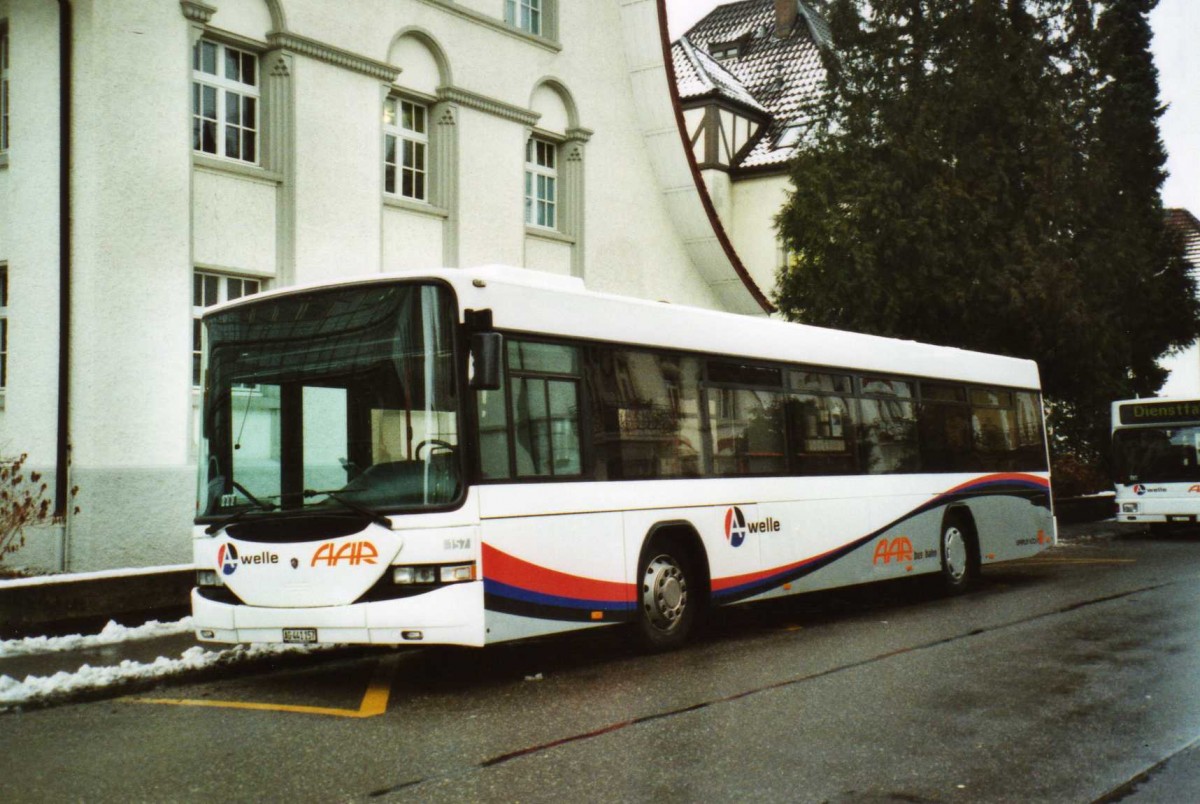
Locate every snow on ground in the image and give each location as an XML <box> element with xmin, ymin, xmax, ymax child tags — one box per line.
<box><xmin>0</xmin><ymin>642</ymin><xmax>320</xmax><ymax>709</ymax></box>
<box><xmin>0</xmin><ymin>617</ymin><xmax>332</xmax><ymax>709</ymax></box>
<box><xmin>0</xmin><ymin>618</ymin><xmax>196</xmax><ymax>658</ymax></box>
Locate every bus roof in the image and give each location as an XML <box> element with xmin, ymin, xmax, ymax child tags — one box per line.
<box><xmin>208</xmin><ymin>265</ymin><xmax>1042</xmax><ymax>390</ymax></box>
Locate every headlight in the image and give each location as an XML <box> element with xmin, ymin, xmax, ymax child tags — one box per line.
<box><xmin>440</xmin><ymin>564</ymin><xmax>477</xmax><ymax>583</ymax></box>
<box><xmin>393</xmin><ymin>566</ymin><xmax>437</xmax><ymax>585</ymax></box>
<box><xmin>392</xmin><ymin>563</ymin><xmax>477</xmax><ymax>585</ymax></box>
<box><xmin>1122</xmin><ymin>503</ymin><xmax>1139</xmax><ymax>513</ymax></box>
<box><xmin>196</xmin><ymin>569</ymin><xmax>223</xmax><ymax>587</ymax></box>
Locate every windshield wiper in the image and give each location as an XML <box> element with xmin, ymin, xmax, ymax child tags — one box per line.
<box><xmin>302</xmin><ymin>489</ymin><xmax>391</xmax><ymax>528</ymax></box>
<box><xmin>204</xmin><ymin>482</ymin><xmax>279</xmax><ymax>535</ymax></box>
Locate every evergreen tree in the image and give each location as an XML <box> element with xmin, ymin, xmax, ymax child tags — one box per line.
<box><xmin>1056</xmin><ymin>0</ymin><xmax>1197</xmax><ymax>454</ymax></box>
<box><xmin>776</xmin><ymin>0</ymin><xmax>1198</xmax><ymax>466</ymax></box>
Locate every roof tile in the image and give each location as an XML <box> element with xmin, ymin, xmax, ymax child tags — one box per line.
<box><xmin>673</xmin><ymin>0</ymin><xmax>828</xmax><ymax>169</ymax></box>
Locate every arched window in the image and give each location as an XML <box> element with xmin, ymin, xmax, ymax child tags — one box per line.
<box><xmin>385</xmin><ymin>33</ymin><xmax>451</xmax><ymax>208</ymax></box>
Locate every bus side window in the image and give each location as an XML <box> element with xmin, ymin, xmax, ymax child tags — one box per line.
<box><xmin>786</xmin><ymin>370</ymin><xmax>858</xmax><ymax>475</ymax></box>
<box><xmin>917</xmin><ymin>382</ymin><xmax>972</xmax><ymax>472</ymax></box>
<box><xmin>476</xmin><ymin>366</ymin><xmax>512</xmax><ymax>480</ymax></box>
<box><xmin>971</xmin><ymin>388</ymin><xmax>1019</xmax><ymax>471</ymax></box>
<box><xmin>585</xmin><ymin>348</ymin><xmax>704</xmax><ymax>480</ymax></box>
<box><xmin>1014</xmin><ymin>391</ymin><xmax>1049</xmax><ymax>471</ymax></box>
<box><xmin>708</xmin><ymin>388</ymin><xmax>787</xmax><ymax>477</ymax></box>
<box><xmin>860</xmin><ymin>378</ymin><xmax>919</xmax><ymax>474</ymax></box>
<box><xmin>508</xmin><ymin>340</ymin><xmax>582</xmax><ymax>479</ymax></box>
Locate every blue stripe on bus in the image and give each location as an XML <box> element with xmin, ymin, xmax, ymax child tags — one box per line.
<box><xmin>484</xmin><ymin>578</ymin><xmax>639</xmax><ymax>613</ymax></box>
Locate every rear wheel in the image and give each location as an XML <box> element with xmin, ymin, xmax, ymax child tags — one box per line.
<box><xmin>635</xmin><ymin>540</ymin><xmax>699</xmax><ymax>651</ymax></box>
<box><xmin>939</xmin><ymin>513</ymin><xmax>979</xmax><ymax>595</ymax></box>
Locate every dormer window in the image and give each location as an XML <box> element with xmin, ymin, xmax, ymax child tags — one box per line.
<box><xmin>775</xmin><ymin>123</ymin><xmax>805</xmax><ymax>150</ymax></box>
<box><xmin>708</xmin><ymin>35</ymin><xmax>749</xmax><ymax>60</ymax></box>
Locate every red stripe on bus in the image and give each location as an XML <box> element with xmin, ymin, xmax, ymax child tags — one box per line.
<box><xmin>483</xmin><ymin>543</ymin><xmax>636</xmax><ymax>604</ymax></box>
<box><xmin>711</xmin><ymin>544</ymin><xmax>842</xmax><ymax>593</ymax></box>
<box><xmin>942</xmin><ymin>473</ymin><xmax>1049</xmax><ymax>496</ymax></box>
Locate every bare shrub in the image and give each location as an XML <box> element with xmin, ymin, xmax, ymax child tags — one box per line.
<box><xmin>0</xmin><ymin>454</ymin><xmax>77</xmax><ymax>563</ymax></box>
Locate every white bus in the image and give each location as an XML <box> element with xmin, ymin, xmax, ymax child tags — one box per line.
<box><xmin>1113</xmin><ymin>398</ymin><xmax>1200</xmax><ymax>530</ymax></box>
<box><xmin>192</xmin><ymin>266</ymin><xmax>1054</xmax><ymax>650</ymax></box>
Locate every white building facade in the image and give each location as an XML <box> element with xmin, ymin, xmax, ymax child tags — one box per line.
<box><xmin>0</xmin><ymin>0</ymin><xmax>764</xmax><ymax>572</ymax></box>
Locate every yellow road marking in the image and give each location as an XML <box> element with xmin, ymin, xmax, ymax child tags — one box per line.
<box><xmin>130</xmin><ymin>653</ymin><xmax>398</xmax><ymax>719</ymax></box>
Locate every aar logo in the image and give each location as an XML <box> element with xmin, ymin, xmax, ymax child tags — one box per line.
<box><xmin>873</xmin><ymin>537</ymin><xmax>914</xmax><ymax>566</ymax></box>
<box><xmin>724</xmin><ymin>507</ymin><xmax>748</xmax><ymax>548</ymax></box>
<box><xmin>218</xmin><ymin>543</ymin><xmax>239</xmax><ymax>576</ymax></box>
<box><xmin>311</xmin><ymin>541</ymin><xmax>379</xmax><ymax>567</ymax></box>
<box><xmin>1134</xmin><ymin>484</ymin><xmax>1147</xmax><ymax>496</ymax></box>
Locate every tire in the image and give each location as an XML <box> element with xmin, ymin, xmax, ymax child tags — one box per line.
<box><xmin>938</xmin><ymin>513</ymin><xmax>979</xmax><ymax>595</ymax></box>
<box><xmin>634</xmin><ymin>538</ymin><xmax>699</xmax><ymax>651</ymax></box>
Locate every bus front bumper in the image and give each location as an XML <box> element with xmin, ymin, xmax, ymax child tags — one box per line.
<box><xmin>1116</xmin><ymin>501</ymin><xmax>1197</xmax><ymax>525</ymax></box>
<box><xmin>1118</xmin><ymin>513</ymin><xmax>1196</xmax><ymax>524</ymax></box>
<box><xmin>191</xmin><ymin>581</ymin><xmax>485</xmax><ymax>647</ymax></box>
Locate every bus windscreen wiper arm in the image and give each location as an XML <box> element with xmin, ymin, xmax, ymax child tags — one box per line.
<box><xmin>204</xmin><ymin>482</ymin><xmax>278</xmax><ymax>535</ymax></box>
<box><xmin>303</xmin><ymin>489</ymin><xmax>391</xmax><ymax>528</ymax></box>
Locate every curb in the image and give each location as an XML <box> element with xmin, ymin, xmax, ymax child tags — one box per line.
<box><xmin>0</xmin><ymin>568</ymin><xmax>193</xmax><ymax>640</ymax></box>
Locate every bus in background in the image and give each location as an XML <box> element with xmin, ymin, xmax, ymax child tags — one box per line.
<box><xmin>192</xmin><ymin>266</ymin><xmax>1054</xmax><ymax>651</ymax></box>
<box><xmin>1113</xmin><ymin>398</ymin><xmax>1200</xmax><ymax>531</ymax></box>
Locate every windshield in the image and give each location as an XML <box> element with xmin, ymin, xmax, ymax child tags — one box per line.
<box><xmin>1113</xmin><ymin>425</ymin><xmax>1200</xmax><ymax>484</ymax></box>
<box><xmin>197</xmin><ymin>282</ymin><xmax>461</xmax><ymax>519</ymax></box>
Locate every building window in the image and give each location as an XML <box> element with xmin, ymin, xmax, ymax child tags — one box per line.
<box><xmin>192</xmin><ymin>39</ymin><xmax>259</xmax><ymax>164</ymax></box>
<box><xmin>383</xmin><ymin>97</ymin><xmax>428</xmax><ymax>202</ymax></box>
<box><xmin>1</xmin><ymin>23</ymin><xmax>9</xmax><ymax>152</ymax></box>
<box><xmin>0</xmin><ymin>267</ymin><xmax>7</xmax><ymax>389</ymax></box>
<box><xmin>193</xmin><ymin>271</ymin><xmax>260</xmax><ymax>386</ymax></box>
<box><xmin>525</xmin><ymin>137</ymin><xmax>557</xmax><ymax>230</ymax></box>
<box><xmin>775</xmin><ymin>123</ymin><xmax>804</xmax><ymax>151</ymax></box>
<box><xmin>505</xmin><ymin>0</ymin><xmax>542</xmax><ymax>35</ymax></box>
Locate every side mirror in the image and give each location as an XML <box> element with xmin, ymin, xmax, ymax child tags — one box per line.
<box><xmin>469</xmin><ymin>332</ymin><xmax>503</xmax><ymax>390</ymax></box>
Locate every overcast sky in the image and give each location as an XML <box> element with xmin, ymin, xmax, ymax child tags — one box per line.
<box><xmin>665</xmin><ymin>0</ymin><xmax>1200</xmax><ymax>215</ymax></box>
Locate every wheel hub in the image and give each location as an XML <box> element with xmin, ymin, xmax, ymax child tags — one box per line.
<box><xmin>643</xmin><ymin>554</ymin><xmax>688</xmax><ymax>631</ymax></box>
<box><xmin>943</xmin><ymin>526</ymin><xmax>967</xmax><ymax>581</ymax></box>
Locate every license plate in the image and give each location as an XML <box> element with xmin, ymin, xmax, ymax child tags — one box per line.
<box><xmin>283</xmin><ymin>628</ymin><xmax>318</xmax><ymax>644</ymax></box>
<box><xmin>1169</xmin><ymin>516</ymin><xmax>1193</xmax><ymax>523</ymax></box>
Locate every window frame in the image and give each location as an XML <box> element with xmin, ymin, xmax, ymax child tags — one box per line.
<box><xmin>505</xmin><ymin>0</ymin><xmax>544</xmax><ymax>36</ymax></box>
<box><xmin>524</xmin><ymin>136</ymin><xmax>559</xmax><ymax>231</ymax></box>
<box><xmin>1</xmin><ymin>22</ymin><xmax>9</xmax><ymax>153</ymax></box>
<box><xmin>383</xmin><ymin>95</ymin><xmax>430</xmax><ymax>203</ymax></box>
<box><xmin>0</xmin><ymin>265</ymin><xmax>7</xmax><ymax>391</ymax></box>
<box><xmin>192</xmin><ymin>38</ymin><xmax>261</xmax><ymax>165</ymax></box>
<box><xmin>193</xmin><ymin>270</ymin><xmax>262</xmax><ymax>388</ymax></box>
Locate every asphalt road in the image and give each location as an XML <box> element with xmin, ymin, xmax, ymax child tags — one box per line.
<box><xmin>3</xmin><ymin>524</ymin><xmax>1200</xmax><ymax>803</ymax></box>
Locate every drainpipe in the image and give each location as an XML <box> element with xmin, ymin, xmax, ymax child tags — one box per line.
<box><xmin>55</xmin><ymin>0</ymin><xmax>72</xmax><ymax>570</ymax></box>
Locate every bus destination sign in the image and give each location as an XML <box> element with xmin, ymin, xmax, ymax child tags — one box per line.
<box><xmin>1119</xmin><ymin>400</ymin><xmax>1200</xmax><ymax>425</ymax></box>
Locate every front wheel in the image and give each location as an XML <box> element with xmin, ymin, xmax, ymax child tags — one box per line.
<box><xmin>939</xmin><ymin>515</ymin><xmax>979</xmax><ymax>595</ymax></box>
<box><xmin>635</xmin><ymin>542</ymin><xmax>699</xmax><ymax>651</ymax></box>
